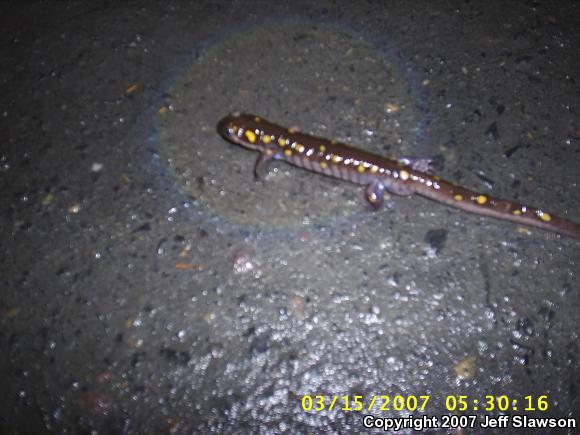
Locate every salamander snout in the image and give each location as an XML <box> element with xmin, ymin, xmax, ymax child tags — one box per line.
<box><xmin>217</xmin><ymin>113</ymin><xmax>262</xmax><ymax>150</ymax></box>
<box><xmin>217</xmin><ymin>115</ymin><xmax>235</xmax><ymax>139</ymax></box>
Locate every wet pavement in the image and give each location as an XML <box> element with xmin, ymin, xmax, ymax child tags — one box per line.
<box><xmin>1</xmin><ymin>1</ymin><xmax>579</xmax><ymax>433</ymax></box>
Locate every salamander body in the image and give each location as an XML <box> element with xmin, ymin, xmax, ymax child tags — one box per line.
<box><xmin>217</xmin><ymin>113</ymin><xmax>580</xmax><ymax>239</ymax></box>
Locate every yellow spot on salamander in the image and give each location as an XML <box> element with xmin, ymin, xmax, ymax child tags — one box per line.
<box><xmin>296</xmin><ymin>144</ymin><xmax>305</xmax><ymax>153</ymax></box>
<box><xmin>320</xmin><ymin>161</ymin><xmax>328</xmax><ymax>169</ymax></box>
<box><xmin>400</xmin><ymin>170</ymin><xmax>409</xmax><ymax>180</ymax></box>
<box><xmin>357</xmin><ymin>164</ymin><xmax>366</xmax><ymax>173</ymax></box>
<box><xmin>513</xmin><ymin>209</ymin><xmax>522</xmax><ymax>216</ymax></box>
<box><xmin>278</xmin><ymin>137</ymin><xmax>286</xmax><ymax>147</ymax></box>
<box><xmin>262</xmin><ymin>135</ymin><xmax>272</xmax><ymax>144</ymax></box>
<box><xmin>284</xmin><ymin>149</ymin><xmax>292</xmax><ymax>157</ymax></box>
<box><xmin>245</xmin><ymin>130</ymin><xmax>256</xmax><ymax>143</ymax></box>
<box><xmin>370</xmin><ymin>165</ymin><xmax>379</xmax><ymax>174</ymax></box>
<box><xmin>265</xmin><ymin>149</ymin><xmax>274</xmax><ymax>156</ymax></box>
<box><xmin>454</xmin><ymin>194</ymin><xmax>464</xmax><ymax>201</ymax></box>
<box><xmin>476</xmin><ymin>195</ymin><xmax>488</xmax><ymax>205</ymax></box>
<box><xmin>331</xmin><ymin>139</ymin><xmax>337</xmax><ymax>145</ymax></box>
<box><xmin>433</xmin><ymin>175</ymin><xmax>441</xmax><ymax>181</ymax></box>
<box><xmin>538</xmin><ymin>211</ymin><xmax>552</xmax><ymax>222</ymax></box>
<box><xmin>319</xmin><ymin>144</ymin><xmax>326</xmax><ymax>153</ymax></box>
<box><xmin>288</xmin><ymin>127</ymin><xmax>296</xmax><ymax>134</ymax></box>
<box><xmin>254</xmin><ymin>116</ymin><xmax>261</xmax><ymax>122</ymax></box>
<box><xmin>332</xmin><ymin>155</ymin><xmax>343</xmax><ymax>163</ymax></box>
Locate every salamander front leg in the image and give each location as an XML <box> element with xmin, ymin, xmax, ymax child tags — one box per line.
<box><xmin>398</xmin><ymin>156</ymin><xmax>434</xmax><ymax>174</ymax></box>
<box><xmin>365</xmin><ymin>179</ymin><xmax>385</xmax><ymax>209</ymax></box>
<box><xmin>254</xmin><ymin>148</ymin><xmax>278</xmax><ymax>180</ymax></box>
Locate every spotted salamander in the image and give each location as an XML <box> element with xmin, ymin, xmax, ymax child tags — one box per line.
<box><xmin>217</xmin><ymin>113</ymin><xmax>580</xmax><ymax>239</ymax></box>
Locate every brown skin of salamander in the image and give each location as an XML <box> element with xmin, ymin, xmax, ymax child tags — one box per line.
<box><xmin>217</xmin><ymin>113</ymin><xmax>580</xmax><ymax>239</ymax></box>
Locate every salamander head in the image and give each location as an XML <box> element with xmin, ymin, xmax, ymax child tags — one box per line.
<box><xmin>217</xmin><ymin>112</ymin><xmax>263</xmax><ymax>151</ymax></box>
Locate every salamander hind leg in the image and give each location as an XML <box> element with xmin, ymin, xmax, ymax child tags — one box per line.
<box><xmin>381</xmin><ymin>176</ymin><xmax>415</xmax><ymax>196</ymax></box>
<box><xmin>365</xmin><ymin>179</ymin><xmax>385</xmax><ymax>209</ymax></box>
<box><xmin>398</xmin><ymin>156</ymin><xmax>434</xmax><ymax>174</ymax></box>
